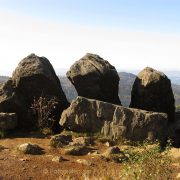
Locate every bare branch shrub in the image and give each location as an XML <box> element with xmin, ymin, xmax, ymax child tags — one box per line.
<box><xmin>30</xmin><ymin>96</ymin><xmax>58</xmax><ymax>130</ymax></box>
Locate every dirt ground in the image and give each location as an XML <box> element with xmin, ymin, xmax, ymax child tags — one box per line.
<box><xmin>0</xmin><ymin>129</ymin><xmax>180</xmax><ymax>180</ymax></box>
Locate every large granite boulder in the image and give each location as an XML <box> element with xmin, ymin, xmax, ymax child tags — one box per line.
<box><xmin>60</xmin><ymin>96</ymin><xmax>168</xmax><ymax>144</ymax></box>
<box><xmin>0</xmin><ymin>113</ymin><xmax>18</xmax><ymax>130</ymax></box>
<box><xmin>66</xmin><ymin>53</ymin><xmax>121</xmax><ymax>105</ymax></box>
<box><xmin>0</xmin><ymin>79</ymin><xmax>33</xmax><ymax>127</ymax></box>
<box><xmin>12</xmin><ymin>54</ymin><xmax>70</xmax><ymax>129</ymax></box>
<box><xmin>129</xmin><ymin>67</ymin><xmax>175</xmax><ymax>122</ymax></box>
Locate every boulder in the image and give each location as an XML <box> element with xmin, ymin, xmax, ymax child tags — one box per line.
<box><xmin>60</xmin><ymin>96</ymin><xmax>168</xmax><ymax>144</ymax></box>
<box><xmin>69</xmin><ymin>137</ymin><xmax>91</xmax><ymax>146</ymax></box>
<box><xmin>18</xmin><ymin>143</ymin><xmax>42</xmax><ymax>154</ymax></box>
<box><xmin>66</xmin><ymin>53</ymin><xmax>121</xmax><ymax>105</ymax></box>
<box><xmin>0</xmin><ymin>79</ymin><xmax>33</xmax><ymax>127</ymax></box>
<box><xmin>50</xmin><ymin>134</ymin><xmax>73</xmax><ymax>145</ymax></box>
<box><xmin>130</xmin><ymin>67</ymin><xmax>175</xmax><ymax>122</ymax></box>
<box><xmin>12</xmin><ymin>54</ymin><xmax>70</xmax><ymax>129</ymax></box>
<box><xmin>103</xmin><ymin>146</ymin><xmax>121</xmax><ymax>156</ymax></box>
<box><xmin>0</xmin><ymin>112</ymin><xmax>18</xmax><ymax>130</ymax></box>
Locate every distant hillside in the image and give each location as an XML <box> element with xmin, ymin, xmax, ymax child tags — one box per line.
<box><xmin>118</xmin><ymin>72</ymin><xmax>136</xmax><ymax>85</ymax></box>
<box><xmin>0</xmin><ymin>74</ymin><xmax>179</xmax><ymax>107</ymax></box>
<box><xmin>172</xmin><ymin>84</ymin><xmax>180</xmax><ymax>106</ymax></box>
<box><xmin>59</xmin><ymin>73</ymin><xmax>180</xmax><ymax>107</ymax></box>
<box><xmin>0</xmin><ymin>75</ymin><xmax>9</xmax><ymax>83</ymax></box>
<box><xmin>118</xmin><ymin>72</ymin><xmax>136</xmax><ymax>106</ymax></box>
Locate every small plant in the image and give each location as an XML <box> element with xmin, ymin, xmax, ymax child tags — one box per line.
<box><xmin>40</xmin><ymin>128</ymin><xmax>54</xmax><ymax>135</ymax></box>
<box><xmin>30</xmin><ymin>95</ymin><xmax>58</xmax><ymax>130</ymax></box>
<box><xmin>0</xmin><ymin>130</ymin><xmax>6</xmax><ymax>138</ymax></box>
<box><xmin>0</xmin><ymin>145</ymin><xmax>4</xmax><ymax>152</ymax></box>
<box><xmin>97</xmin><ymin>136</ymin><xmax>114</xmax><ymax>144</ymax></box>
<box><xmin>49</xmin><ymin>141</ymin><xmax>63</xmax><ymax>148</ymax></box>
<box><xmin>119</xmin><ymin>138</ymin><xmax>173</xmax><ymax>180</ymax></box>
<box><xmin>104</xmin><ymin>176</ymin><xmax>113</xmax><ymax>180</ymax></box>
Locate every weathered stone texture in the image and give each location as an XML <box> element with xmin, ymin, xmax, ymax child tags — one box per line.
<box><xmin>0</xmin><ymin>112</ymin><xmax>18</xmax><ymax>130</ymax></box>
<box><xmin>1</xmin><ymin>53</ymin><xmax>69</xmax><ymax>129</ymax></box>
<box><xmin>130</xmin><ymin>67</ymin><xmax>175</xmax><ymax>122</ymax></box>
<box><xmin>66</xmin><ymin>53</ymin><xmax>121</xmax><ymax>105</ymax></box>
<box><xmin>0</xmin><ymin>79</ymin><xmax>33</xmax><ymax>127</ymax></box>
<box><xmin>60</xmin><ymin>96</ymin><xmax>168</xmax><ymax>144</ymax></box>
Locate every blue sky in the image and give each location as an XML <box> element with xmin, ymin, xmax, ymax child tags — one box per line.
<box><xmin>0</xmin><ymin>0</ymin><xmax>180</xmax><ymax>74</ymax></box>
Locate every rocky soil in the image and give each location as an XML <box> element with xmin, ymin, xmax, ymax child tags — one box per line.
<box><xmin>0</xmin><ymin>129</ymin><xmax>180</xmax><ymax>180</ymax></box>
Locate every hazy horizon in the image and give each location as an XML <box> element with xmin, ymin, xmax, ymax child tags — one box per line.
<box><xmin>0</xmin><ymin>1</ymin><xmax>180</xmax><ymax>72</ymax></box>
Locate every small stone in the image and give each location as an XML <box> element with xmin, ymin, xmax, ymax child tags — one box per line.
<box><xmin>20</xmin><ymin>158</ymin><xmax>29</xmax><ymax>161</ymax></box>
<box><xmin>76</xmin><ymin>159</ymin><xmax>94</xmax><ymax>166</ymax></box>
<box><xmin>103</xmin><ymin>146</ymin><xmax>121</xmax><ymax>156</ymax></box>
<box><xmin>33</xmin><ymin>166</ymin><xmax>37</xmax><ymax>169</ymax></box>
<box><xmin>52</xmin><ymin>156</ymin><xmax>63</xmax><ymax>162</ymax></box>
<box><xmin>22</xmin><ymin>168</ymin><xmax>26</xmax><ymax>170</ymax></box>
<box><xmin>105</xmin><ymin>142</ymin><xmax>111</xmax><ymax>147</ymax></box>
<box><xmin>177</xmin><ymin>173</ymin><xmax>180</xmax><ymax>178</ymax></box>
<box><xmin>92</xmin><ymin>151</ymin><xmax>99</xmax><ymax>155</ymax></box>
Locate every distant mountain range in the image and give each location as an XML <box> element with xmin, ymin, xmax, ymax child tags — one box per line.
<box><xmin>56</xmin><ymin>68</ymin><xmax>180</xmax><ymax>85</ymax></box>
<box><xmin>1</xmin><ymin>68</ymin><xmax>180</xmax><ymax>85</ymax></box>
<box><xmin>58</xmin><ymin>72</ymin><xmax>180</xmax><ymax>107</ymax></box>
<box><xmin>0</xmin><ymin>71</ymin><xmax>180</xmax><ymax>107</ymax></box>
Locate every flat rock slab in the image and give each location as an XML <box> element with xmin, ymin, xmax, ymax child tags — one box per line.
<box><xmin>60</xmin><ymin>96</ymin><xmax>168</xmax><ymax>144</ymax></box>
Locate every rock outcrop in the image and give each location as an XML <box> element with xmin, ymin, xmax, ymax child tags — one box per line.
<box><xmin>0</xmin><ymin>79</ymin><xmax>33</xmax><ymax>127</ymax></box>
<box><xmin>11</xmin><ymin>54</ymin><xmax>70</xmax><ymax>129</ymax></box>
<box><xmin>60</xmin><ymin>96</ymin><xmax>168</xmax><ymax>144</ymax></box>
<box><xmin>130</xmin><ymin>67</ymin><xmax>175</xmax><ymax>122</ymax></box>
<box><xmin>66</xmin><ymin>53</ymin><xmax>121</xmax><ymax>105</ymax></box>
<box><xmin>0</xmin><ymin>112</ymin><xmax>18</xmax><ymax>130</ymax></box>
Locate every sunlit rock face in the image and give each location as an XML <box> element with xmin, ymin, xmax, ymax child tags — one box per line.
<box><xmin>60</xmin><ymin>96</ymin><xmax>168</xmax><ymax>144</ymax></box>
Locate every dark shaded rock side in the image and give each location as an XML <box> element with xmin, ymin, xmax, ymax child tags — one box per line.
<box><xmin>0</xmin><ymin>79</ymin><xmax>33</xmax><ymax>127</ymax></box>
<box><xmin>66</xmin><ymin>53</ymin><xmax>121</xmax><ymax>105</ymax></box>
<box><xmin>11</xmin><ymin>54</ymin><xmax>70</xmax><ymax>129</ymax></box>
<box><xmin>130</xmin><ymin>67</ymin><xmax>175</xmax><ymax>122</ymax></box>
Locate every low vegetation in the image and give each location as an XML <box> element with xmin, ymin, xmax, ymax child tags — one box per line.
<box><xmin>0</xmin><ymin>130</ymin><xmax>6</xmax><ymax>138</ymax></box>
<box><xmin>119</xmin><ymin>139</ymin><xmax>173</xmax><ymax>180</ymax></box>
<box><xmin>40</xmin><ymin>128</ymin><xmax>54</xmax><ymax>135</ymax></box>
<box><xmin>62</xmin><ymin>130</ymin><xmax>113</xmax><ymax>144</ymax></box>
<box><xmin>49</xmin><ymin>141</ymin><xmax>63</xmax><ymax>148</ymax></box>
